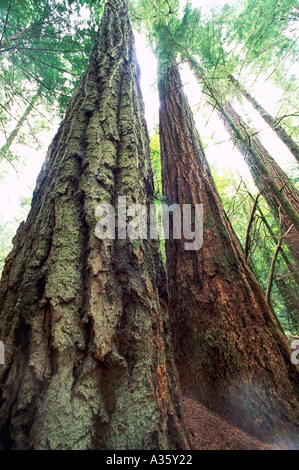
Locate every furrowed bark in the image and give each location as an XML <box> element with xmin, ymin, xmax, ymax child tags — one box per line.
<box><xmin>158</xmin><ymin>60</ymin><xmax>299</xmax><ymax>443</ymax></box>
<box><xmin>0</xmin><ymin>0</ymin><xmax>187</xmax><ymax>450</ymax></box>
<box><xmin>228</xmin><ymin>74</ymin><xmax>299</xmax><ymax>164</ymax></box>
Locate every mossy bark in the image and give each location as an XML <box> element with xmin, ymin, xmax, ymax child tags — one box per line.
<box><xmin>228</xmin><ymin>74</ymin><xmax>299</xmax><ymax>164</ymax></box>
<box><xmin>158</xmin><ymin>61</ymin><xmax>299</xmax><ymax>443</ymax></box>
<box><xmin>0</xmin><ymin>0</ymin><xmax>187</xmax><ymax>450</ymax></box>
<box><xmin>188</xmin><ymin>59</ymin><xmax>299</xmax><ymax>268</ymax></box>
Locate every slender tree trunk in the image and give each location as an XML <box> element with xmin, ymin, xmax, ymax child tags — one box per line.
<box><xmin>266</xmin><ymin>215</ymin><xmax>285</xmax><ymax>304</ymax></box>
<box><xmin>228</xmin><ymin>74</ymin><xmax>299</xmax><ymax>164</ymax></box>
<box><xmin>188</xmin><ymin>58</ymin><xmax>299</xmax><ymax>266</ymax></box>
<box><xmin>0</xmin><ymin>0</ymin><xmax>188</xmax><ymax>450</ymax></box>
<box><xmin>244</xmin><ymin>192</ymin><xmax>299</xmax><ymax>331</ymax></box>
<box><xmin>247</xmin><ymin>249</ymin><xmax>299</xmax><ymax>334</ymax></box>
<box><xmin>158</xmin><ymin>60</ymin><xmax>299</xmax><ymax>443</ymax></box>
<box><xmin>244</xmin><ymin>192</ymin><xmax>261</xmax><ymax>262</ymax></box>
<box><xmin>223</xmin><ymin>101</ymin><xmax>299</xmax><ymax>265</ymax></box>
<box><xmin>0</xmin><ymin>87</ymin><xmax>42</xmax><ymax>158</ymax></box>
<box><xmin>274</xmin><ymin>275</ymin><xmax>299</xmax><ymax>333</ymax></box>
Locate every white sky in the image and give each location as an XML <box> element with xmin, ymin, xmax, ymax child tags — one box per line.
<box><xmin>0</xmin><ymin>0</ymin><xmax>298</xmax><ymax>235</ymax></box>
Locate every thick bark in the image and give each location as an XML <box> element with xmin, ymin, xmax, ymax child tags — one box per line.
<box><xmin>0</xmin><ymin>87</ymin><xmax>42</xmax><ymax>158</ymax></box>
<box><xmin>0</xmin><ymin>0</ymin><xmax>187</xmax><ymax>450</ymax></box>
<box><xmin>158</xmin><ymin>61</ymin><xmax>299</xmax><ymax>443</ymax></box>
<box><xmin>245</xmin><ymin>193</ymin><xmax>299</xmax><ymax>332</ymax></box>
<box><xmin>228</xmin><ymin>74</ymin><xmax>299</xmax><ymax>164</ymax></box>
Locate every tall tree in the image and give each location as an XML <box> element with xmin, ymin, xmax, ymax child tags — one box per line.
<box><xmin>0</xmin><ymin>0</ymin><xmax>187</xmax><ymax>450</ymax></box>
<box><xmin>228</xmin><ymin>74</ymin><xmax>299</xmax><ymax>164</ymax></box>
<box><xmin>158</xmin><ymin>59</ymin><xmax>299</xmax><ymax>442</ymax></box>
<box><xmin>0</xmin><ymin>86</ymin><xmax>42</xmax><ymax>159</ymax></box>
<box><xmin>187</xmin><ymin>58</ymin><xmax>299</xmax><ymax>267</ymax></box>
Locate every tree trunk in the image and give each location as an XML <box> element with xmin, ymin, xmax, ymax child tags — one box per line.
<box><xmin>188</xmin><ymin>59</ymin><xmax>299</xmax><ymax>267</ymax></box>
<box><xmin>222</xmin><ymin>101</ymin><xmax>299</xmax><ymax>265</ymax></box>
<box><xmin>158</xmin><ymin>60</ymin><xmax>299</xmax><ymax>443</ymax></box>
<box><xmin>0</xmin><ymin>0</ymin><xmax>187</xmax><ymax>450</ymax></box>
<box><xmin>0</xmin><ymin>87</ymin><xmax>42</xmax><ymax>158</ymax></box>
<box><xmin>228</xmin><ymin>74</ymin><xmax>299</xmax><ymax>164</ymax></box>
<box><xmin>274</xmin><ymin>275</ymin><xmax>299</xmax><ymax>333</ymax></box>
<box><xmin>245</xmin><ymin>192</ymin><xmax>299</xmax><ymax>332</ymax></box>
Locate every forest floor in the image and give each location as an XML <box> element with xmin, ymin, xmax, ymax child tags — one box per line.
<box><xmin>182</xmin><ymin>397</ymin><xmax>279</xmax><ymax>450</ymax></box>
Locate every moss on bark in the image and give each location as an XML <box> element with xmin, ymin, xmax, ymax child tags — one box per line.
<box><xmin>0</xmin><ymin>0</ymin><xmax>187</xmax><ymax>450</ymax></box>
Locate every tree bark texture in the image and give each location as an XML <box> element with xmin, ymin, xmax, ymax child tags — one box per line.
<box><xmin>158</xmin><ymin>61</ymin><xmax>299</xmax><ymax>443</ymax></box>
<box><xmin>0</xmin><ymin>0</ymin><xmax>187</xmax><ymax>450</ymax></box>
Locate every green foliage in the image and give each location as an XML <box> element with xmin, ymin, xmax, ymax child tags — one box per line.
<box><xmin>0</xmin><ymin>220</ymin><xmax>14</xmax><ymax>272</ymax></box>
<box><xmin>149</xmin><ymin>132</ymin><xmax>166</xmax><ymax>262</ymax></box>
<box><xmin>211</xmin><ymin>164</ymin><xmax>299</xmax><ymax>334</ymax></box>
<box><xmin>227</xmin><ymin>0</ymin><xmax>298</xmax><ymax>66</ymax></box>
<box><xmin>131</xmin><ymin>0</ymin><xmax>180</xmax><ymax>65</ymax></box>
<box><xmin>150</xmin><ymin>133</ymin><xmax>162</xmax><ymax>193</ymax></box>
<box><xmin>0</xmin><ymin>0</ymin><xmax>103</xmax><ymax>166</ymax></box>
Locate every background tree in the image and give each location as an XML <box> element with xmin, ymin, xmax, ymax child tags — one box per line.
<box><xmin>158</xmin><ymin>57</ymin><xmax>298</xmax><ymax>442</ymax></box>
<box><xmin>0</xmin><ymin>0</ymin><xmax>100</xmax><ymax>162</ymax></box>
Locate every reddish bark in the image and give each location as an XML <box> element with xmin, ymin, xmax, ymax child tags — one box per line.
<box><xmin>0</xmin><ymin>1</ymin><xmax>187</xmax><ymax>450</ymax></box>
<box><xmin>159</xmin><ymin>60</ymin><xmax>299</xmax><ymax>443</ymax></box>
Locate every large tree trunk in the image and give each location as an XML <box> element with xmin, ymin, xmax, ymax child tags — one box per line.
<box><xmin>158</xmin><ymin>60</ymin><xmax>299</xmax><ymax>443</ymax></box>
<box><xmin>188</xmin><ymin>58</ymin><xmax>299</xmax><ymax>267</ymax></box>
<box><xmin>0</xmin><ymin>0</ymin><xmax>187</xmax><ymax>450</ymax></box>
<box><xmin>228</xmin><ymin>74</ymin><xmax>299</xmax><ymax>164</ymax></box>
<box><xmin>245</xmin><ymin>193</ymin><xmax>299</xmax><ymax>332</ymax></box>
